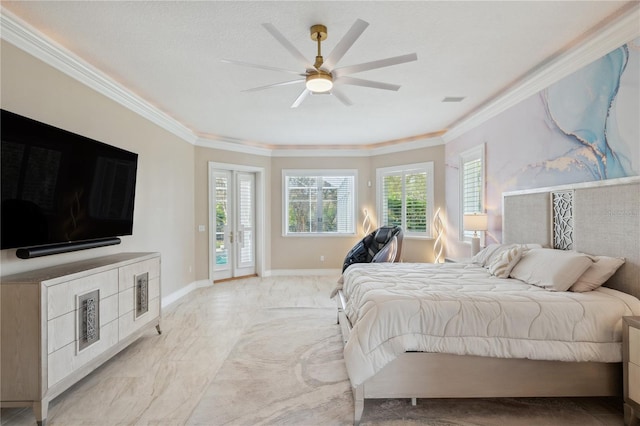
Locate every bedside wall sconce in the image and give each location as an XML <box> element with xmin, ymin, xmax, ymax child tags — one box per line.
<box><xmin>463</xmin><ymin>213</ymin><xmax>488</xmax><ymax>256</ymax></box>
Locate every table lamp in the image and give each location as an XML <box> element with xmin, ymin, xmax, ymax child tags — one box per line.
<box><xmin>463</xmin><ymin>213</ymin><xmax>488</xmax><ymax>256</ymax></box>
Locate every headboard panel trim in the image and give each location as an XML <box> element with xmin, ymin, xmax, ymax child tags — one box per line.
<box><xmin>551</xmin><ymin>190</ymin><xmax>574</xmax><ymax>250</ymax></box>
<box><xmin>503</xmin><ymin>176</ymin><xmax>639</xmax><ymax>299</ymax></box>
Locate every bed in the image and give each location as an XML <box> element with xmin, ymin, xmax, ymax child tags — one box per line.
<box><xmin>335</xmin><ymin>177</ymin><xmax>640</xmax><ymax>425</ymax></box>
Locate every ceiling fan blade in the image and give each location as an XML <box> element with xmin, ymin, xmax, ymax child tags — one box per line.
<box><xmin>332</xmin><ymin>53</ymin><xmax>418</xmax><ymax>78</ymax></box>
<box><xmin>335</xmin><ymin>76</ymin><xmax>400</xmax><ymax>91</ymax></box>
<box><xmin>262</xmin><ymin>23</ymin><xmax>312</xmax><ymax>69</ymax></box>
<box><xmin>221</xmin><ymin>59</ymin><xmax>305</xmax><ymax>76</ymax></box>
<box><xmin>243</xmin><ymin>79</ymin><xmax>305</xmax><ymax>92</ymax></box>
<box><xmin>291</xmin><ymin>89</ymin><xmax>310</xmax><ymax>108</ymax></box>
<box><xmin>322</xmin><ymin>19</ymin><xmax>369</xmax><ymax>71</ymax></box>
<box><xmin>330</xmin><ymin>87</ymin><xmax>353</xmax><ymax>106</ymax></box>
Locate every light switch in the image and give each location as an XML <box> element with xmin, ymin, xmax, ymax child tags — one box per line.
<box><xmin>198</xmin><ymin>225</ymin><xmax>206</xmax><ymax>232</ymax></box>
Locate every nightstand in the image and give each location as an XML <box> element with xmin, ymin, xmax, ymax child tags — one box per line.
<box><xmin>624</xmin><ymin>316</ymin><xmax>640</xmax><ymax>426</ymax></box>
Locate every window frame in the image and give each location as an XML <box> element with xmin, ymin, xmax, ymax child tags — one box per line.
<box><xmin>376</xmin><ymin>162</ymin><xmax>434</xmax><ymax>239</ymax></box>
<box><xmin>282</xmin><ymin>169</ymin><xmax>358</xmax><ymax>237</ymax></box>
<box><xmin>459</xmin><ymin>144</ymin><xmax>486</xmax><ymax>242</ymax></box>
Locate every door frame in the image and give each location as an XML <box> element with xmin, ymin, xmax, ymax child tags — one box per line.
<box><xmin>208</xmin><ymin>162</ymin><xmax>265</xmax><ymax>282</ymax></box>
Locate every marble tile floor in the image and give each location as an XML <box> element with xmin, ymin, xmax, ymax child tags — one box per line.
<box><xmin>0</xmin><ymin>275</ymin><xmax>627</xmax><ymax>425</ymax></box>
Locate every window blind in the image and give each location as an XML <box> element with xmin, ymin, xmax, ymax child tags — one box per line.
<box><xmin>284</xmin><ymin>172</ymin><xmax>355</xmax><ymax>235</ymax></box>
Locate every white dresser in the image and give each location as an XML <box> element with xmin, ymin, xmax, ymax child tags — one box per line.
<box><xmin>624</xmin><ymin>316</ymin><xmax>640</xmax><ymax>426</ymax></box>
<box><xmin>1</xmin><ymin>252</ymin><xmax>161</xmax><ymax>426</ymax></box>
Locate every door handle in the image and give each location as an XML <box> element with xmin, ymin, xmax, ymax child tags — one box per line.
<box><xmin>229</xmin><ymin>231</ymin><xmax>234</xmax><ymax>243</ymax></box>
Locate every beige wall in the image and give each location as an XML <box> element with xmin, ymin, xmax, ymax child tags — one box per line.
<box><xmin>0</xmin><ymin>42</ymin><xmax>196</xmax><ymax>298</ymax></box>
<box><xmin>193</xmin><ymin>147</ymin><xmax>271</xmax><ymax>280</ymax></box>
<box><xmin>369</xmin><ymin>145</ymin><xmax>445</xmax><ymax>263</ymax></box>
<box><xmin>0</xmin><ymin>41</ymin><xmax>446</xmax><ymax>289</ymax></box>
<box><xmin>267</xmin><ymin>145</ymin><xmax>445</xmax><ymax>271</ymax></box>
<box><xmin>269</xmin><ymin>155</ymin><xmax>372</xmax><ymax>271</ymax></box>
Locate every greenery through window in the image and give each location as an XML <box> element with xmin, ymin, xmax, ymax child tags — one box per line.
<box><xmin>284</xmin><ymin>171</ymin><xmax>356</xmax><ymax>235</ymax></box>
<box><xmin>377</xmin><ymin>163</ymin><xmax>434</xmax><ymax>237</ymax></box>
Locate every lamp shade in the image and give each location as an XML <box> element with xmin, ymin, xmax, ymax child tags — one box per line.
<box><xmin>463</xmin><ymin>213</ymin><xmax>488</xmax><ymax>232</ymax></box>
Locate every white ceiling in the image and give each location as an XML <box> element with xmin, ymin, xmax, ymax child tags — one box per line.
<box><xmin>1</xmin><ymin>1</ymin><xmax>636</xmax><ymax>150</ymax></box>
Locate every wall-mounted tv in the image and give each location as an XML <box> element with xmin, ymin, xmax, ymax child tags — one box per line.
<box><xmin>1</xmin><ymin>109</ymin><xmax>138</xmax><ymax>258</ymax></box>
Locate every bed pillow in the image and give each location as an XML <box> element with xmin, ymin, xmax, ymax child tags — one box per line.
<box><xmin>569</xmin><ymin>256</ymin><xmax>625</xmax><ymax>292</ymax></box>
<box><xmin>487</xmin><ymin>245</ymin><xmax>523</xmax><ymax>278</ymax></box>
<box><xmin>509</xmin><ymin>248</ymin><xmax>593</xmax><ymax>291</ymax></box>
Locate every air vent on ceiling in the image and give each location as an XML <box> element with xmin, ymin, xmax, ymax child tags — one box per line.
<box><xmin>442</xmin><ymin>96</ymin><xmax>465</xmax><ymax>103</ymax></box>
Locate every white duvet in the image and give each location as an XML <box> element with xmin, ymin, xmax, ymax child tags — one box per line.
<box><xmin>335</xmin><ymin>262</ymin><xmax>640</xmax><ymax>387</ymax></box>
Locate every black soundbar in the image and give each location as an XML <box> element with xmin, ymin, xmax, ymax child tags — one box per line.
<box><xmin>16</xmin><ymin>237</ymin><xmax>122</xmax><ymax>259</ymax></box>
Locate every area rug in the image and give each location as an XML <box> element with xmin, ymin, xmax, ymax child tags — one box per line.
<box><xmin>187</xmin><ymin>307</ymin><xmax>353</xmax><ymax>425</ymax></box>
<box><xmin>187</xmin><ymin>306</ymin><xmax>624</xmax><ymax>426</ymax></box>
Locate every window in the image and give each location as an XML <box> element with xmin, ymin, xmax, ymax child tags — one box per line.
<box><xmin>376</xmin><ymin>162</ymin><xmax>434</xmax><ymax>238</ymax></box>
<box><xmin>459</xmin><ymin>144</ymin><xmax>485</xmax><ymax>241</ymax></box>
<box><xmin>283</xmin><ymin>170</ymin><xmax>356</xmax><ymax>235</ymax></box>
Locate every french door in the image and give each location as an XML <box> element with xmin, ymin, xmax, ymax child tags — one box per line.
<box><xmin>212</xmin><ymin>169</ymin><xmax>256</xmax><ymax>281</ymax></box>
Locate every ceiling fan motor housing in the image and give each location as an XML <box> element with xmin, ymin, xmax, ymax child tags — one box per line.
<box><xmin>310</xmin><ymin>24</ymin><xmax>327</xmax><ymax>41</ymax></box>
<box><xmin>306</xmin><ymin>70</ymin><xmax>333</xmax><ymax>92</ymax></box>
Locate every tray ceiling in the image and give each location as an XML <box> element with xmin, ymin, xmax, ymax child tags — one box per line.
<box><xmin>1</xmin><ymin>1</ymin><xmax>636</xmax><ymax>150</ymax></box>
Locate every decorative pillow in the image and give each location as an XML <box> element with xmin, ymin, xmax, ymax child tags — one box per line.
<box><xmin>569</xmin><ymin>256</ymin><xmax>625</xmax><ymax>292</ymax></box>
<box><xmin>471</xmin><ymin>244</ymin><xmax>503</xmax><ymax>267</ymax></box>
<box><xmin>472</xmin><ymin>243</ymin><xmax>543</xmax><ymax>268</ymax></box>
<box><xmin>509</xmin><ymin>249</ymin><xmax>593</xmax><ymax>291</ymax></box>
<box><xmin>488</xmin><ymin>245</ymin><xmax>523</xmax><ymax>278</ymax></box>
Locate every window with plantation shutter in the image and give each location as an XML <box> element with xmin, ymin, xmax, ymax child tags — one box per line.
<box><xmin>283</xmin><ymin>170</ymin><xmax>356</xmax><ymax>236</ymax></box>
<box><xmin>459</xmin><ymin>144</ymin><xmax>485</xmax><ymax>241</ymax></box>
<box><xmin>377</xmin><ymin>162</ymin><xmax>434</xmax><ymax>238</ymax></box>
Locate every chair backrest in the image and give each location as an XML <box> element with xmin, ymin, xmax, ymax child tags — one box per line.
<box><xmin>342</xmin><ymin>225</ymin><xmax>404</xmax><ymax>272</ymax></box>
<box><xmin>371</xmin><ymin>236</ymin><xmax>398</xmax><ymax>263</ymax></box>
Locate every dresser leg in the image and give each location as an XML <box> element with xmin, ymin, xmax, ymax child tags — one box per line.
<box><xmin>625</xmin><ymin>403</ymin><xmax>640</xmax><ymax>426</ymax></box>
<box><xmin>156</xmin><ymin>323</ymin><xmax>162</xmax><ymax>335</ymax></box>
<box><xmin>34</xmin><ymin>399</ymin><xmax>48</xmax><ymax>426</ymax></box>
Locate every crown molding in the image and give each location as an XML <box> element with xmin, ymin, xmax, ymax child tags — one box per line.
<box><xmin>196</xmin><ymin>137</ymin><xmax>274</xmax><ymax>157</ymax></box>
<box><xmin>3</xmin><ymin>4</ymin><xmax>637</xmax><ymax>153</ymax></box>
<box><xmin>0</xmin><ymin>10</ymin><xmax>199</xmax><ymax>145</ymax></box>
<box><xmin>443</xmin><ymin>2</ymin><xmax>640</xmax><ymax>143</ymax></box>
<box><xmin>195</xmin><ymin>129</ymin><xmax>446</xmax><ymax>157</ymax></box>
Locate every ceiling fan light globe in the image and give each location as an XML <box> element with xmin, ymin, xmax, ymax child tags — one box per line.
<box><xmin>306</xmin><ymin>73</ymin><xmax>333</xmax><ymax>93</ymax></box>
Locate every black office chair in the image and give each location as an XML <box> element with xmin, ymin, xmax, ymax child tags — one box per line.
<box><xmin>342</xmin><ymin>225</ymin><xmax>403</xmax><ymax>272</ymax></box>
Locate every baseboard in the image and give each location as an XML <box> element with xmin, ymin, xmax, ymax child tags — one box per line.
<box><xmin>265</xmin><ymin>269</ymin><xmax>341</xmax><ymax>277</ymax></box>
<box><xmin>161</xmin><ymin>271</ymin><xmax>340</xmax><ymax>307</ymax></box>
<box><xmin>161</xmin><ymin>279</ymin><xmax>212</xmax><ymax>308</ymax></box>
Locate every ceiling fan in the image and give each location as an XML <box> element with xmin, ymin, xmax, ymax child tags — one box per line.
<box><xmin>222</xmin><ymin>19</ymin><xmax>418</xmax><ymax>108</ymax></box>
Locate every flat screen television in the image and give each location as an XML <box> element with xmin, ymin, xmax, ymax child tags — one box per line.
<box><xmin>1</xmin><ymin>109</ymin><xmax>138</xmax><ymax>257</ymax></box>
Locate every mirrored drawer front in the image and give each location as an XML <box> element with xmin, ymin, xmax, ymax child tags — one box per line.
<box><xmin>47</xmin><ymin>320</ymin><xmax>118</xmax><ymax>387</ymax></box>
<box><xmin>47</xmin><ymin>269</ymin><xmax>119</xmax><ymax>320</ymax></box>
<box><xmin>47</xmin><ymin>293</ymin><xmax>118</xmax><ymax>354</ymax></box>
<box><xmin>118</xmin><ymin>277</ymin><xmax>160</xmax><ymax>317</ymax></box>
<box><xmin>118</xmin><ymin>258</ymin><xmax>160</xmax><ymax>292</ymax></box>
<box><xmin>119</xmin><ymin>296</ymin><xmax>160</xmax><ymax>340</ymax></box>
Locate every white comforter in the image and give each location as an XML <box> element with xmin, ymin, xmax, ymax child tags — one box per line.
<box><xmin>336</xmin><ymin>262</ymin><xmax>640</xmax><ymax>387</ymax></box>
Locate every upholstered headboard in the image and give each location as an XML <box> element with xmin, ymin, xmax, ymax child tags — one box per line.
<box><xmin>503</xmin><ymin>177</ymin><xmax>640</xmax><ymax>299</ymax></box>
